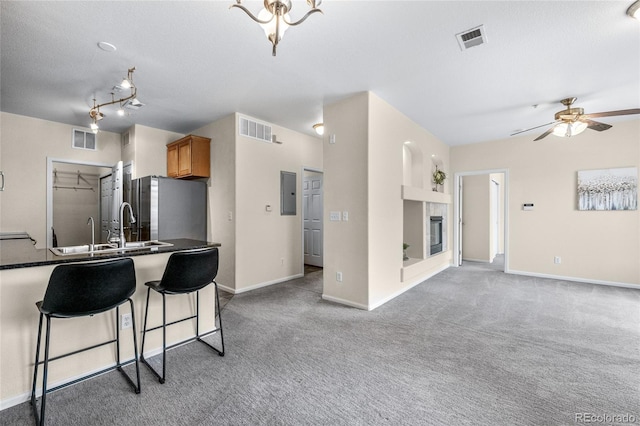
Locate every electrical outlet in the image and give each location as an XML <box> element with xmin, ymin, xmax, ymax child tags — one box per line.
<box><xmin>336</xmin><ymin>271</ymin><xmax>343</xmax><ymax>282</ymax></box>
<box><xmin>342</xmin><ymin>211</ymin><xmax>349</xmax><ymax>221</ymax></box>
<box><xmin>121</xmin><ymin>313</ymin><xmax>132</xmax><ymax>330</ymax></box>
<box><xmin>554</xmin><ymin>256</ymin><xmax>561</xmax><ymax>264</ymax></box>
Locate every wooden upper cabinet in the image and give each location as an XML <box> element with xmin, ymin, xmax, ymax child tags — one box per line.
<box><xmin>166</xmin><ymin>135</ymin><xmax>211</xmax><ymax>179</ymax></box>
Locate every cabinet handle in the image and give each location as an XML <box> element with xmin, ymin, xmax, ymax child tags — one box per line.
<box><xmin>0</xmin><ymin>171</ymin><xmax>4</xmax><ymax>191</ymax></box>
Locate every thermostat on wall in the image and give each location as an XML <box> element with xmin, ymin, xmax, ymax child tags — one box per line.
<box><xmin>523</xmin><ymin>203</ymin><xmax>534</xmax><ymax>211</ymax></box>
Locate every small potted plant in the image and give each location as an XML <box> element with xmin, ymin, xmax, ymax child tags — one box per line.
<box><xmin>403</xmin><ymin>243</ymin><xmax>410</xmax><ymax>261</ymax></box>
<box><xmin>432</xmin><ymin>166</ymin><xmax>447</xmax><ymax>192</ymax></box>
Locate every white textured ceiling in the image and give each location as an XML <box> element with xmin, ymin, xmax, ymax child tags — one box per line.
<box><xmin>1</xmin><ymin>1</ymin><xmax>639</xmax><ymax>146</ymax></box>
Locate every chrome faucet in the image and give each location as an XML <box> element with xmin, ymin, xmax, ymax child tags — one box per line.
<box><xmin>118</xmin><ymin>202</ymin><xmax>136</xmax><ymax>248</ymax></box>
<box><xmin>87</xmin><ymin>216</ymin><xmax>95</xmax><ymax>251</ymax></box>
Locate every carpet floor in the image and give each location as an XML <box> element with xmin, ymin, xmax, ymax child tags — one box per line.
<box><xmin>2</xmin><ymin>262</ymin><xmax>638</xmax><ymax>425</ymax></box>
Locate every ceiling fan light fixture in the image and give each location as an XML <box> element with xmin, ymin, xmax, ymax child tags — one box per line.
<box><xmin>313</xmin><ymin>123</ymin><xmax>324</xmax><ymax>135</ymax></box>
<box><xmin>552</xmin><ymin>121</ymin><xmax>587</xmax><ymax>138</ymax></box>
<box><xmin>627</xmin><ymin>0</ymin><xmax>640</xmax><ymax>19</ymax></box>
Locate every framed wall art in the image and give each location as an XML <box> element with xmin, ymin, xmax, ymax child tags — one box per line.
<box><xmin>577</xmin><ymin>167</ymin><xmax>637</xmax><ymax>211</ymax></box>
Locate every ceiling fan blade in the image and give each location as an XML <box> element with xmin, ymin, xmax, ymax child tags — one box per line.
<box><xmin>582</xmin><ymin>108</ymin><xmax>640</xmax><ymax>119</ymax></box>
<box><xmin>582</xmin><ymin>119</ymin><xmax>612</xmax><ymax>132</ymax></box>
<box><xmin>510</xmin><ymin>121</ymin><xmax>557</xmax><ymax>136</ymax></box>
<box><xmin>533</xmin><ymin>126</ymin><xmax>556</xmax><ymax>141</ymax></box>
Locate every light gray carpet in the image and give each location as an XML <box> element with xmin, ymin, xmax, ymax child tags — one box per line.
<box><xmin>2</xmin><ymin>264</ymin><xmax>639</xmax><ymax>425</ymax></box>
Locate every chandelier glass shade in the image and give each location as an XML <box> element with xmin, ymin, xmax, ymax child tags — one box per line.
<box><xmin>89</xmin><ymin>67</ymin><xmax>137</xmax><ymax>133</ymax></box>
<box><xmin>230</xmin><ymin>0</ymin><xmax>323</xmax><ymax>56</ymax></box>
<box><xmin>552</xmin><ymin>121</ymin><xmax>588</xmax><ymax>138</ymax></box>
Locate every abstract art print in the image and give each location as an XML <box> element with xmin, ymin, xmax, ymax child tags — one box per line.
<box><xmin>577</xmin><ymin>167</ymin><xmax>637</xmax><ymax>211</ymax></box>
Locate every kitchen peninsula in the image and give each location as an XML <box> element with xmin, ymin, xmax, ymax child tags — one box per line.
<box><xmin>0</xmin><ymin>237</ymin><xmax>222</xmax><ymax>408</ymax></box>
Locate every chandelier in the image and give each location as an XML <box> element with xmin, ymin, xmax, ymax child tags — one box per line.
<box><xmin>230</xmin><ymin>0</ymin><xmax>323</xmax><ymax>56</ymax></box>
<box><xmin>89</xmin><ymin>67</ymin><xmax>139</xmax><ymax>133</ymax></box>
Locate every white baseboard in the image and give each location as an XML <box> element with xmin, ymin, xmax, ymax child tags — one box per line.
<box><xmin>462</xmin><ymin>258</ymin><xmax>491</xmax><ymax>263</ymax></box>
<box><xmin>507</xmin><ymin>269</ymin><xmax>640</xmax><ymax>290</ymax></box>
<box><xmin>231</xmin><ymin>273</ymin><xmax>304</xmax><ymax>294</ymax></box>
<box><xmin>369</xmin><ymin>263</ymin><xmax>451</xmax><ymax>311</ymax></box>
<box><xmin>321</xmin><ymin>294</ymin><xmax>369</xmax><ymax>310</ymax></box>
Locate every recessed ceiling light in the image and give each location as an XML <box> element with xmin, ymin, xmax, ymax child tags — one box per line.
<box><xmin>97</xmin><ymin>41</ymin><xmax>117</xmax><ymax>52</ymax></box>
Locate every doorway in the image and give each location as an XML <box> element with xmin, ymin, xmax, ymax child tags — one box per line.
<box><xmin>454</xmin><ymin>169</ymin><xmax>509</xmax><ymax>272</ymax></box>
<box><xmin>302</xmin><ymin>169</ymin><xmax>323</xmax><ymax>270</ymax></box>
<box><xmin>46</xmin><ymin>158</ymin><xmax>131</xmax><ymax>248</ymax></box>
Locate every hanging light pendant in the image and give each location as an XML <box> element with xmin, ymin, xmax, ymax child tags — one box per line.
<box><xmin>230</xmin><ymin>0</ymin><xmax>323</xmax><ymax>56</ymax></box>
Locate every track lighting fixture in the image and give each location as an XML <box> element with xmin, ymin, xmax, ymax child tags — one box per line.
<box><xmin>88</xmin><ymin>67</ymin><xmax>138</xmax><ymax>133</ymax></box>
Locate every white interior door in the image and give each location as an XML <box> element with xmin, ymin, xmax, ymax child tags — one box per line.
<box><xmin>110</xmin><ymin>161</ymin><xmax>123</xmax><ymax>240</ymax></box>
<box><xmin>303</xmin><ymin>172</ymin><xmax>323</xmax><ymax>267</ymax></box>
<box><xmin>458</xmin><ymin>176</ymin><xmax>463</xmax><ymax>266</ymax></box>
<box><xmin>491</xmin><ymin>180</ymin><xmax>499</xmax><ymax>261</ymax></box>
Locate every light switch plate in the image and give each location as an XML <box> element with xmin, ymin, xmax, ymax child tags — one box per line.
<box><xmin>330</xmin><ymin>211</ymin><xmax>341</xmax><ymax>221</ymax></box>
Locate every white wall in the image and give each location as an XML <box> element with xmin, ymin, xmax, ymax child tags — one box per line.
<box><xmin>0</xmin><ymin>112</ymin><xmax>122</xmax><ymax>248</ymax></box>
<box><xmin>451</xmin><ymin>118</ymin><xmax>640</xmax><ymax>285</ymax></box>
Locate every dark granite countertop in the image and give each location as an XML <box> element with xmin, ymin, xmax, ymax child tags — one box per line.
<box><xmin>0</xmin><ymin>238</ymin><xmax>220</xmax><ymax>270</ymax></box>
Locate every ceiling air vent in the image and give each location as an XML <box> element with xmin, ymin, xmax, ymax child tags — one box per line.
<box><xmin>456</xmin><ymin>25</ymin><xmax>487</xmax><ymax>50</ymax></box>
<box><xmin>239</xmin><ymin>115</ymin><xmax>273</xmax><ymax>143</ymax></box>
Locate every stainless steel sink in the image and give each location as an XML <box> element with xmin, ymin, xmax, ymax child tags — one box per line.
<box><xmin>50</xmin><ymin>241</ymin><xmax>173</xmax><ymax>256</ymax></box>
<box><xmin>124</xmin><ymin>240</ymin><xmax>173</xmax><ymax>249</ymax></box>
<box><xmin>50</xmin><ymin>243</ymin><xmax>118</xmax><ymax>256</ymax></box>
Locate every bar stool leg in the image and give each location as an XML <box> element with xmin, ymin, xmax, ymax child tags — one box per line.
<box><xmin>128</xmin><ymin>298</ymin><xmax>142</xmax><ymax>393</ymax></box>
<box><xmin>214</xmin><ymin>282</ymin><xmax>225</xmax><ymax>356</ymax></box>
<box><xmin>31</xmin><ymin>313</ymin><xmax>44</xmax><ymax>424</ymax></box>
<box><xmin>140</xmin><ymin>288</ymin><xmax>167</xmax><ymax>384</ymax></box>
<box><xmin>161</xmin><ymin>293</ymin><xmax>167</xmax><ymax>383</ymax></box>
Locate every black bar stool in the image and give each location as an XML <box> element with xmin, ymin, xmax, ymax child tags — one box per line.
<box><xmin>141</xmin><ymin>247</ymin><xmax>224</xmax><ymax>383</ymax></box>
<box><xmin>30</xmin><ymin>258</ymin><xmax>141</xmax><ymax>426</ymax></box>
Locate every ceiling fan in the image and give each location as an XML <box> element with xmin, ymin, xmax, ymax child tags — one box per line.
<box><xmin>511</xmin><ymin>97</ymin><xmax>640</xmax><ymax>141</ymax></box>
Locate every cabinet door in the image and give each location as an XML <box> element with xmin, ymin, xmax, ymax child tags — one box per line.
<box><xmin>178</xmin><ymin>141</ymin><xmax>192</xmax><ymax>176</ymax></box>
<box><xmin>167</xmin><ymin>144</ymin><xmax>179</xmax><ymax>177</ymax></box>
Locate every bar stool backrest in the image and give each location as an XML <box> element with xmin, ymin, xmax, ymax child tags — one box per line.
<box><xmin>159</xmin><ymin>248</ymin><xmax>219</xmax><ymax>294</ymax></box>
<box><xmin>40</xmin><ymin>258</ymin><xmax>137</xmax><ymax>317</ymax></box>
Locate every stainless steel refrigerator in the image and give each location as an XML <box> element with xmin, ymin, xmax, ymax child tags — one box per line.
<box><xmin>129</xmin><ymin>176</ymin><xmax>207</xmax><ymax>242</ymax></box>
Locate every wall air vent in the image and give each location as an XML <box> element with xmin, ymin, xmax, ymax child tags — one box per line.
<box><xmin>72</xmin><ymin>128</ymin><xmax>96</xmax><ymax>151</ymax></box>
<box><xmin>456</xmin><ymin>25</ymin><xmax>487</xmax><ymax>50</ymax></box>
<box><xmin>239</xmin><ymin>115</ymin><xmax>273</xmax><ymax>143</ymax></box>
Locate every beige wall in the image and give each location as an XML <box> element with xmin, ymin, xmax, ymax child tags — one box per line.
<box><xmin>122</xmin><ymin>124</ymin><xmax>184</xmax><ymax>179</ymax></box>
<box><xmin>323</xmin><ymin>93</ymin><xmax>371</xmax><ymax>308</ymax></box>
<box><xmin>324</xmin><ymin>92</ymin><xmax>452</xmax><ymax>309</ymax></box>
<box><xmin>0</xmin><ymin>112</ymin><xmax>122</xmax><ymax>248</ymax></box>
<box><xmin>193</xmin><ymin>113</ymin><xmax>323</xmax><ymax>293</ymax></box>
<box><xmin>462</xmin><ymin>174</ymin><xmax>491</xmax><ymax>262</ymax></box>
<box><xmin>234</xmin><ymin>115</ymin><xmax>323</xmax><ymax>291</ymax></box>
<box><xmin>191</xmin><ymin>114</ymin><xmax>237</xmax><ymax>291</ymax></box>
<box><xmin>451</xmin><ymin>118</ymin><xmax>640</xmax><ymax>285</ymax></box>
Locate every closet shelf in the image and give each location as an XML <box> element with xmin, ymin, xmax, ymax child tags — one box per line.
<box><xmin>401</xmin><ymin>185</ymin><xmax>452</xmax><ymax>204</ymax></box>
